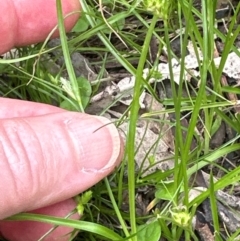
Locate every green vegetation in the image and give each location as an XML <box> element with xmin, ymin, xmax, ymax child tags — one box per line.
<box><xmin>2</xmin><ymin>0</ymin><xmax>240</xmax><ymax>240</ymax></box>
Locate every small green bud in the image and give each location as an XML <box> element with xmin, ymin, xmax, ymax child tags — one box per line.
<box><xmin>75</xmin><ymin>191</ymin><xmax>93</xmax><ymax>216</ymax></box>
<box><xmin>170</xmin><ymin>206</ymin><xmax>191</xmax><ymax>227</ymax></box>
<box><xmin>143</xmin><ymin>0</ymin><xmax>175</xmax><ymax>20</ymax></box>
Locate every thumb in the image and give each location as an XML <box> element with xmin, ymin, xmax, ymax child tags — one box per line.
<box><xmin>0</xmin><ymin>0</ymin><xmax>80</xmax><ymax>54</ymax></box>
<box><xmin>0</xmin><ymin>112</ymin><xmax>122</xmax><ymax>219</ymax></box>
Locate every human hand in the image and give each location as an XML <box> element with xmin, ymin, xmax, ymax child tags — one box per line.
<box><xmin>0</xmin><ymin>1</ymin><xmax>123</xmax><ymax>241</ymax></box>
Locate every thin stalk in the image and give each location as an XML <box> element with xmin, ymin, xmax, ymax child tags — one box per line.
<box><xmin>209</xmin><ymin>172</ymin><xmax>220</xmax><ymax>237</ymax></box>
<box><xmin>104</xmin><ymin>178</ymin><xmax>130</xmax><ymax>237</ymax></box>
<box><xmin>180</xmin><ymin>0</ymin><xmax>209</xmax><ymax>183</ymax></box>
<box><xmin>7</xmin><ymin>213</ymin><xmax>122</xmax><ymax>240</ymax></box>
<box><xmin>56</xmin><ymin>0</ymin><xmax>84</xmax><ymax>112</ymax></box>
<box><xmin>177</xmin><ymin>0</ymin><xmax>194</xmax><ymax>209</ymax></box>
<box><xmin>127</xmin><ymin>14</ymin><xmax>158</xmax><ymax>240</ymax></box>
<box><xmin>203</xmin><ymin>0</ymin><xmax>216</xmax><ymax>155</ymax></box>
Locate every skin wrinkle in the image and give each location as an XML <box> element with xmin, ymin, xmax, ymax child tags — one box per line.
<box><xmin>37</xmin><ymin>131</ymin><xmax>55</xmax><ymax>188</ymax></box>
<box><xmin>0</xmin><ymin>126</ymin><xmax>20</xmax><ymax>214</ymax></box>
<box><xmin>34</xmin><ymin>126</ymin><xmax>66</xmax><ymax>190</ymax></box>
<box><xmin>0</xmin><ymin>109</ymin><xmax>123</xmax><ymax>219</ymax></box>
<box><xmin>0</xmin><ymin>115</ymin><xmax>76</xmax><ymax>215</ymax></box>
<box><xmin>29</xmin><ymin>114</ymin><xmax>83</xmax><ymax>203</ymax></box>
<box><xmin>80</xmin><ymin>167</ymin><xmax>104</xmax><ymax>173</ymax></box>
<box><xmin>2</xmin><ymin>117</ymin><xmax>65</xmax><ymax>214</ymax></box>
<box><xmin>0</xmin><ymin>135</ymin><xmax>18</xmax><ymax>193</ymax></box>
<box><xmin>16</xmin><ymin>118</ymin><xmax>40</xmax><ymax>198</ymax></box>
<box><xmin>1</xmin><ymin>118</ymin><xmax>40</xmax><ymax>204</ymax></box>
<box><xmin>1</xmin><ymin>122</ymin><xmax>18</xmax><ymax>165</ymax></box>
<box><xmin>11</xmin><ymin>120</ymin><xmax>32</xmax><ymax>171</ymax></box>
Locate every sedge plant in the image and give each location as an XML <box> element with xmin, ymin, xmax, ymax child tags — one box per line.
<box><xmin>2</xmin><ymin>0</ymin><xmax>240</xmax><ymax>240</ymax></box>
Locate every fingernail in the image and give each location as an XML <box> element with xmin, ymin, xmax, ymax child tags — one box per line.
<box><xmin>63</xmin><ymin>114</ymin><xmax>122</xmax><ymax>172</ymax></box>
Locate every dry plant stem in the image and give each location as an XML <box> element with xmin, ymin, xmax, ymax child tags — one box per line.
<box><xmin>98</xmin><ymin>0</ymin><xmax>128</xmax><ymax>48</ymax></box>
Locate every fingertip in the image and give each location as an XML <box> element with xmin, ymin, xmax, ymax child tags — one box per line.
<box><xmin>90</xmin><ymin>116</ymin><xmax>123</xmax><ymax>171</ymax></box>
<box><xmin>14</xmin><ymin>0</ymin><xmax>81</xmax><ymax>47</ymax></box>
<box><xmin>0</xmin><ymin>0</ymin><xmax>17</xmax><ymax>54</ymax></box>
<box><xmin>0</xmin><ymin>0</ymin><xmax>81</xmax><ymax>54</ymax></box>
<box><xmin>0</xmin><ymin>112</ymin><xmax>123</xmax><ymax>218</ymax></box>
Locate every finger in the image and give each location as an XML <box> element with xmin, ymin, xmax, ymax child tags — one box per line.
<box><xmin>0</xmin><ymin>112</ymin><xmax>122</xmax><ymax>219</ymax></box>
<box><xmin>0</xmin><ymin>0</ymin><xmax>81</xmax><ymax>54</ymax></box>
<box><xmin>0</xmin><ymin>199</ymin><xmax>80</xmax><ymax>241</ymax></box>
<box><xmin>0</xmin><ymin>98</ymin><xmax>65</xmax><ymax>118</ymax></box>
